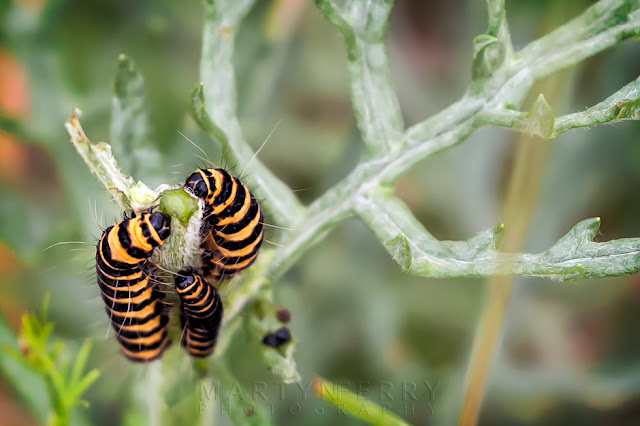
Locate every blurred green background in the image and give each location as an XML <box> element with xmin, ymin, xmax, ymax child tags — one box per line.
<box><xmin>2</xmin><ymin>0</ymin><xmax>640</xmax><ymax>424</ymax></box>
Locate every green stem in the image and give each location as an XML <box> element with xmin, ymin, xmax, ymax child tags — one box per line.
<box><xmin>199</xmin><ymin>0</ymin><xmax>304</xmax><ymax>227</ymax></box>
<box><xmin>315</xmin><ymin>0</ymin><xmax>404</xmax><ymax>155</ymax></box>
<box><xmin>312</xmin><ymin>376</ymin><xmax>410</xmax><ymax>426</ymax></box>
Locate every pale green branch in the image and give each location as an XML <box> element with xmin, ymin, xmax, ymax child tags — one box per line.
<box><xmin>499</xmin><ymin>2</ymin><xmax>640</xmax><ymax>108</ymax></box>
<box><xmin>486</xmin><ymin>0</ymin><xmax>512</xmax><ymax>54</ymax></box>
<box><xmin>477</xmin><ymin>75</ymin><xmax>640</xmax><ymax>137</ymax></box>
<box><xmin>554</xmin><ymin>74</ymin><xmax>640</xmax><ymax>134</ymax></box>
<box><xmin>200</xmin><ymin>0</ymin><xmax>253</xmax><ymax>125</ymax></box>
<box><xmin>315</xmin><ymin>0</ymin><xmax>403</xmax><ymax>155</ymax></box>
<box><xmin>342</xmin><ymin>0</ymin><xmax>394</xmax><ymax>40</ymax></box>
<box><xmin>518</xmin><ymin>0</ymin><xmax>639</xmax><ymax>66</ymax></box>
<box><xmin>135</xmin><ymin>363</ymin><xmax>164</xmax><ymax>426</ymax></box>
<box><xmin>270</xmin><ymin>194</ymin><xmax>353</xmax><ymax>277</ymax></box>
<box><xmin>356</xmin><ymin>191</ymin><xmax>640</xmax><ymax>281</ymax></box>
<box><xmin>199</xmin><ymin>0</ymin><xmax>304</xmax><ymax>227</ymax></box>
<box><xmin>407</xmin><ymin>0</ymin><xmax>640</xmax><ymax>143</ymax></box>
<box><xmin>65</xmin><ymin>109</ymin><xmax>158</xmax><ymax>212</ymax></box>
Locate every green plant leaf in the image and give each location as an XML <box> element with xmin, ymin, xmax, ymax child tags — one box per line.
<box><xmin>69</xmin><ymin>340</ymin><xmax>92</xmax><ymax>389</ymax></box>
<box><xmin>312</xmin><ymin>377</ymin><xmax>410</xmax><ymax>426</ymax></box>
<box><xmin>70</xmin><ymin>369</ymin><xmax>101</xmax><ymax>401</ymax></box>
<box><xmin>471</xmin><ymin>35</ymin><xmax>505</xmax><ymax>85</ymax></box>
<box><xmin>111</xmin><ymin>54</ymin><xmax>165</xmax><ymax>185</ymax></box>
<box><xmin>2</xmin><ymin>298</ymin><xmax>100</xmax><ymax>426</ymax></box>
<box><xmin>158</xmin><ymin>188</ymin><xmax>199</xmax><ymax>225</ymax></box>
<box><xmin>407</xmin><ymin>0</ymin><xmax>640</xmax><ymax>144</ymax></box>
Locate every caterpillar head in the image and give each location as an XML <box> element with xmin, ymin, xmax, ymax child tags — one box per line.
<box><xmin>147</xmin><ymin>211</ymin><xmax>171</xmax><ymax>241</ymax></box>
<box><xmin>184</xmin><ymin>169</ymin><xmax>213</xmax><ymax>199</ymax></box>
<box><xmin>174</xmin><ymin>268</ymin><xmax>198</xmax><ymax>291</ymax></box>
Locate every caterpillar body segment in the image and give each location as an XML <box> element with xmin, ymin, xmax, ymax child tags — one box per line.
<box><xmin>95</xmin><ymin>212</ymin><xmax>172</xmax><ymax>362</ymax></box>
<box><xmin>174</xmin><ymin>270</ymin><xmax>223</xmax><ymax>358</ymax></box>
<box><xmin>184</xmin><ymin>168</ymin><xmax>264</xmax><ymax>281</ymax></box>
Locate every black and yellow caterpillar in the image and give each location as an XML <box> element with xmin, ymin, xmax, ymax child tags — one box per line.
<box><xmin>174</xmin><ymin>269</ymin><xmax>223</xmax><ymax>358</ymax></box>
<box><xmin>95</xmin><ymin>211</ymin><xmax>172</xmax><ymax>362</ymax></box>
<box><xmin>184</xmin><ymin>168</ymin><xmax>264</xmax><ymax>281</ymax></box>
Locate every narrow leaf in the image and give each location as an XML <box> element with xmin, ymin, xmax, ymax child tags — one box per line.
<box><xmin>312</xmin><ymin>377</ymin><xmax>410</xmax><ymax>426</ymax></box>
<box><xmin>471</xmin><ymin>35</ymin><xmax>505</xmax><ymax>85</ymax></box>
<box><xmin>69</xmin><ymin>340</ymin><xmax>92</xmax><ymax>389</ymax></box>
<box><xmin>69</xmin><ymin>369</ymin><xmax>100</xmax><ymax>401</ymax></box>
<box><xmin>111</xmin><ymin>54</ymin><xmax>164</xmax><ymax>184</ymax></box>
<box><xmin>39</xmin><ymin>291</ymin><xmax>50</xmax><ymax>323</ymax></box>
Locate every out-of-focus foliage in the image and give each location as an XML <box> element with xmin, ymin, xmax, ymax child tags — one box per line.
<box><xmin>2</xmin><ymin>293</ymin><xmax>99</xmax><ymax>425</ymax></box>
<box><xmin>311</xmin><ymin>376</ymin><xmax>410</xmax><ymax>426</ymax></box>
<box><xmin>2</xmin><ymin>0</ymin><xmax>640</xmax><ymax>425</ymax></box>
